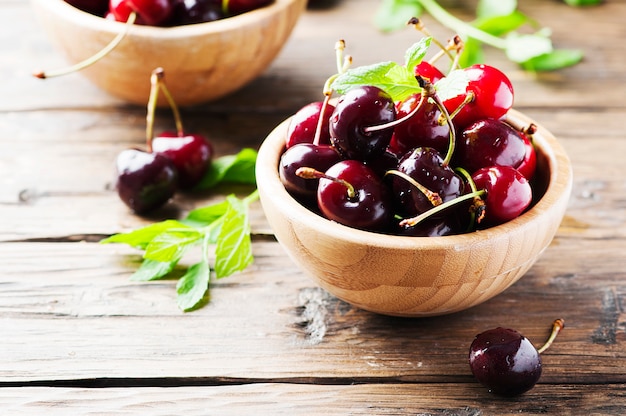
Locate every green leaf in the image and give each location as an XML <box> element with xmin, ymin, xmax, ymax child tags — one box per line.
<box><xmin>434</xmin><ymin>69</ymin><xmax>470</xmax><ymax>101</ymax></box>
<box><xmin>404</xmin><ymin>37</ymin><xmax>432</xmax><ymax>73</ymax></box>
<box><xmin>563</xmin><ymin>0</ymin><xmax>602</xmax><ymax>6</ymax></box>
<box><xmin>144</xmin><ymin>228</ymin><xmax>203</xmax><ymax>262</ymax></box>
<box><xmin>195</xmin><ymin>148</ymin><xmax>257</xmax><ymax>190</ymax></box>
<box><xmin>458</xmin><ymin>37</ymin><xmax>485</xmax><ymax>68</ymax></box>
<box><xmin>521</xmin><ymin>48</ymin><xmax>583</xmax><ymax>71</ymax></box>
<box><xmin>213</xmin><ymin>195</ymin><xmax>253</xmax><ymax>279</ymax></box>
<box><xmin>473</xmin><ymin>11</ymin><xmax>528</xmax><ymax>36</ymax></box>
<box><xmin>100</xmin><ymin>220</ymin><xmax>190</xmax><ymax>250</ymax></box>
<box><xmin>176</xmin><ymin>261</ymin><xmax>210</xmax><ymax>312</ymax></box>
<box><xmin>476</xmin><ymin>0</ymin><xmax>517</xmax><ymax>18</ymax></box>
<box><xmin>185</xmin><ymin>199</ymin><xmax>231</xmax><ymax>227</ymax></box>
<box><xmin>331</xmin><ymin>61</ymin><xmax>421</xmax><ymax>102</ymax></box>
<box><xmin>505</xmin><ymin>32</ymin><xmax>553</xmax><ymax>63</ymax></box>
<box><xmin>374</xmin><ymin>0</ymin><xmax>423</xmax><ymax>32</ymax></box>
<box><xmin>130</xmin><ymin>259</ymin><xmax>177</xmax><ymax>281</ymax></box>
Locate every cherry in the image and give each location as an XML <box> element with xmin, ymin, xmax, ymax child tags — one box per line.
<box><xmin>329</xmin><ymin>85</ymin><xmax>396</xmax><ymax>161</ymax></box>
<box><xmin>279</xmin><ymin>143</ymin><xmax>342</xmax><ymax>206</ymax></box>
<box><xmin>455</xmin><ymin>118</ymin><xmax>529</xmax><ymax>176</ymax></box>
<box><xmin>443</xmin><ymin>64</ymin><xmax>514</xmax><ymax>129</ymax></box>
<box><xmin>516</xmin><ymin>125</ymin><xmax>537</xmax><ymax>181</ymax></box>
<box><xmin>148</xmin><ymin>68</ymin><xmax>214</xmax><ymax>189</ymax></box>
<box><xmin>286</xmin><ymin>101</ymin><xmax>335</xmax><ymax>149</ymax></box>
<box><xmin>471</xmin><ymin>165</ymin><xmax>533</xmax><ymax>227</ymax></box>
<box><xmin>389</xmin><ymin>147</ymin><xmax>464</xmax><ymax>218</ymax></box>
<box><xmin>469</xmin><ymin>319</ymin><xmax>564</xmax><ymax>396</ymax></box>
<box><xmin>389</xmin><ymin>92</ymin><xmax>451</xmax><ymax>157</ymax></box>
<box><xmin>167</xmin><ymin>0</ymin><xmax>223</xmax><ymax>25</ymax></box>
<box><xmin>298</xmin><ymin>160</ymin><xmax>392</xmax><ymax>232</ymax></box>
<box><xmin>115</xmin><ymin>148</ymin><xmax>178</xmax><ymax>214</ymax></box>
<box><xmin>224</xmin><ymin>0</ymin><xmax>273</xmax><ymax>16</ymax></box>
<box><xmin>109</xmin><ymin>0</ymin><xmax>174</xmax><ymax>25</ymax></box>
<box><xmin>414</xmin><ymin>61</ymin><xmax>445</xmax><ymax>83</ymax></box>
<box><xmin>65</xmin><ymin>0</ymin><xmax>109</xmax><ymax>15</ymax></box>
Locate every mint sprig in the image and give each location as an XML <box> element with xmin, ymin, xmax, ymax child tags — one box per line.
<box><xmin>101</xmin><ymin>149</ymin><xmax>259</xmax><ymax>312</ymax></box>
<box><xmin>375</xmin><ymin>0</ymin><xmax>589</xmax><ymax>71</ymax></box>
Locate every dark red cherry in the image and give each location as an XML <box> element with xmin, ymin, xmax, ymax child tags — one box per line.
<box><xmin>469</xmin><ymin>327</ymin><xmax>542</xmax><ymax>396</ymax></box>
<box><xmin>167</xmin><ymin>0</ymin><xmax>223</xmax><ymax>25</ymax></box>
<box><xmin>224</xmin><ymin>0</ymin><xmax>272</xmax><ymax>15</ymax></box>
<box><xmin>115</xmin><ymin>148</ymin><xmax>178</xmax><ymax>214</ymax></box>
<box><xmin>516</xmin><ymin>131</ymin><xmax>537</xmax><ymax>181</ymax></box>
<box><xmin>455</xmin><ymin>119</ymin><xmax>528</xmax><ymax>175</ymax></box>
<box><xmin>414</xmin><ymin>61</ymin><xmax>445</xmax><ymax>83</ymax></box>
<box><xmin>389</xmin><ymin>92</ymin><xmax>451</xmax><ymax>156</ymax></box>
<box><xmin>472</xmin><ymin>165</ymin><xmax>532</xmax><ymax>227</ymax></box>
<box><xmin>314</xmin><ymin>160</ymin><xmax>392</xmax><ymax>232</ymax></box>
<box><xmin>391</xmin><ymin>147</ymin><xmax>464</xmax><ymax>218</ymax></box>
<box><xmin>286</xmin><ymin>101</ymin><xmax>335</xmax><ymax>149</ymax></box>
<box><xmin>151</xmin><ymin>131</ymin><xmax>213</xmax><ymax>189</ymax></box>
<box><xmin>279</xmin><ymin>143</ymin><xmax>343</xmax><ymax>206</ymax></box>
<box><xmin>109</xmin><ymin>0</ymin><xmax>174</xmax><ymax>25</ymax></box>
<box><xmin>444</xmin><ymin>64</ymin><xmax>514</xmax><ymax>129</ymax></box>
<box><xmin>65</xmin><ymin>0</ymin><xmax>109</xmax><ymax>15</ymax></box>
<box><xmin>329</xmin><ymin>85</ymin><xmax>396</xmax><ymax>161</ymax></box>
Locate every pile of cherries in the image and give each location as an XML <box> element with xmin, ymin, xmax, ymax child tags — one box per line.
<box><xmin>279</xmin><ymin>46</ymin><xmax>538</xmax><ymax>236</ymax></box>
<box><xmin>65</xmin><ymin>0</ymin><xmax>273</xmax><ymax>26</ymax></box>
<box><xmin>115</xmin><ymin>68</ymin><xmax>214</xmax><ymax>214</ymax></box>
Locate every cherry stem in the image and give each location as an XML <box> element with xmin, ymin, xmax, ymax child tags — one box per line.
<box><xmin>153</xmin><ymin>68</ymin><xmax>185</xmax><ymax>136</ymax></box>
<box><xmin>454</xmin><ymin>166</ymin><xmax>485</xmax><ymax>228</ymax></box>
<box><xmin>384</xmin><ymin>169</ymin><xmax>443</xmax><ymax>207</ymax></box>
<box><xmin>537</xmin><ymin>318</ymin><xmax>565</xmax><ymax>354</ymax></box>
<box><xmin>295</xmin><ymin>167</ymin><xmax>356</xmax><ymax>199</ymax></box>
<box><xmin>34</xmin><ymin>12</ymin><xmax>137</xmax><ymax>79</ymax></box>
<box><xmin>399</xmin><ymin>189</ymin><xmax>485</xmax><ymax>228</ymax></box>
<box><xmin>407</xmin><ymin>17</ymin><xmax>455</xmax><ymax>63</ymax></box>
<box><xmin>417</xmin><ymin>76</ymin><xmax>456</xmax><ymax>166</ymax></box>
<box><xmin>444</xmin><ymin>90</ymin><xmax>474</xmax><ymax>122</ymax></box>
<box><xmin>145</xmin><ymin>69</ymin><xmax>161</xmax><ymax>152</ymax></box>
<box><xmin>363</xmin><ymin>93</ymin><xmax>427</xmax><ymax>134</ymax></box>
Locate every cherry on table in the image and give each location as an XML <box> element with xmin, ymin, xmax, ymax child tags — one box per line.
<box><xmin>115</xmin><ymin>148</ymin><xmax>178</xmax><ymax>214</ymax></box>
<box><xmin>151</xmin><ymin>132</ymin><xmax>213</xmax><ymax>189</ymax></box>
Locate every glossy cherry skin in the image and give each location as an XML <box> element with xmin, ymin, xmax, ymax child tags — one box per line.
<box><xmin>115</xmin><ymin>148</ymin><xmax>178</xmax><ymax>214</ymax></box>
<box><xmin>286</xmin><ymin>101</ymin><xmax>335</xmax><ymax>149</ymax></box>
<box><xmin>390</xmin><ymin>93</ymin><xmax>451</xmax><ymax>156</ymax></box>
<box><xmin>329</xmin><ymin>85</ymin><xmax>396</xmax><ymax>161</ymax></box>
<box><xmin>516</xmin><ymin>131</ymin><xmax>537</xmax><ymax>181</ymax></box>
<box><xmin>455</xmin><ymin>119</ymin><xmax>527</xmax><ymax>175</ymax></box>
<box><xmin>65</xmin><ymin>0</ymin><xmax>109</xmax><ymax>15</ymax></box>
<box><xmin>472</xmin><ymin>165</ymin><xmax>533</xmax><ymax>227</ymax></box>
<box><xmin>279</xmin><ymin>143</ymin><xmax>343</xmax><ymax>206</ymax></box>
<box><xmin>317</xmin><ymin>160</ymin><xmax>392</xmax><ymax>232</ymax></box>
<box><xmin>443</xmin><ymin>64</ymin><xmax>514</xmax><ymax>130</ymax></box>
<box><xmin>414</xmin><ymin>61</ymin><xmax>445</xmax><ymax>83</ymax></box>
<box><xmin>167</xmin><ymin>0</ymin><xmax>223</xmax><ymax>25</ymax></box>
<box><xmin>391</xmin><ymin>147</ymin><xmax>464</xmax><ymax>218</ymax></box>
<box><xmin>224</xmin><ymin>0</ymin><xmax>272</xmax><ymax>15</ymax></box>
<box><xmin>469</xmin><ymin>327</ymin><xmax>542</xmax><ymax>396</ymax></box>
<box><xmin>151</xmin><ymin>131</ymin><xmax>213</xmax><ymax>189</ymax></box>
<box><xmin>109</xmin><ymin>0</ymin><xmax>174</xmax><ymax>25</ymax></box>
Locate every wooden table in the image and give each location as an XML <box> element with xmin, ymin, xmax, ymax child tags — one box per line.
<box><xmin>1</xmin><ymin>0</ymin><xmax>625</xmax><ymax>414</ymax></box>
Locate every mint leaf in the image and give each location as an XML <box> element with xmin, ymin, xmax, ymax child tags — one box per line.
<box><xmin>185</xmin><ymin>199</ymin><xmax>230</xmax><ymax>227</ymax></box>
<box><xmin>521</xmin><ymin>49</ymin><xmax>583</xmax><ymax>71</ymax></box>
<box><xmin>144</xmin><ymin>228</ymin><xmax>203</xmax><ymax>262</ymax></box>
<box><xmin>434</xmin><ymin>69</ymin><xmax>470</xmax><ymax>101</ymax></box>
<box><xmin>404</xmin><ymin>37</ymin><xmax>432</xmax><ymax>73</ymax></box>
<box><xmin>100</xmin><ymin>220</ymin><xmax>188</xmax><ymax>249</ymax></box>
<box><xmin>473</xmin><ymin>11</ymin><xmax>528</xmax><ymax>36</ymax></box>
<box><xmin>458</xmin><ymin>37</ymin><xmax>484</xmax><ymax>67</ymax></box>
<box><xmin>176</xmin><ymin>261</ymin><xmax>210</xmax><ymax>312</ymax></box>
<box><xmin>214</xmin><ymin>195</ymin><xmax>254</xmax><ymax>279</ymax></box>
<box><xmin>196</xmin><ymin>148</ymin><xmax>257</xmax><ymax>190</ymax></box>
<box><xmin>130</xmin><ymin>259</ymin><xmax>177</xmax><ymax>281</ymax></box>
<box><xmin>505</xmin><ymin>32</ymin><xmax>553</xmax><ymax>63</ymax></box>
<box><xmin>374</xmin><ymin>0</ymin><xmax>423</xmax><ymax>32</ymax></box>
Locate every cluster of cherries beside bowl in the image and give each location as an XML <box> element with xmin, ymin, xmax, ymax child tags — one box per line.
<box><xmin>279</xmin><ymin>61</ymin><xmax>537</xmax><ymax>237</ymax></box>
<box><xmin>65</xmin><ymin>0</ymin><xmax>273</xmax><ymax>26</ymax></box>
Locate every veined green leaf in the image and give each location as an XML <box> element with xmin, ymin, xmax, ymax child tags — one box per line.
<box><xmin>196</xmin><ymin>148</ymin><xmax>257</xmax><ymax>190</ymax></box>
<box><xmin>473</xmin><ymin>11</ymin><xmax>528</xmax><ymax>36</ymax></box>
<box><xmin>144</xmin><ymin>228</ymin><xmax>203</xmax><ymax>262</ymax></box>
<box><xmin>130</xmin><ymin>259</ymin><xmax>177</xmax><ymax>281</ymax></box>
<box><xmin>100</xmin><ymin>220</ymin><xmax>191</xmax><ymax>250</ymax></box>
<box><xmin>185</xmin><ymin>199</ymin><xmax>231</xmax><ymax>227</ymax></box>
<box><xmin>405</xmin><ymin>37</ymin><xmax>433</xmax><ymax>73</ymax></box>
<box><xmin>176</xmin><ymin>261</ymin><xmax>210</xmax><ymax>312</ymax></box>
<box><xmin>214</xmin><ymin>195</ymin><xmax>253</xmax><ymax>279</ymax></box>
<box><xmin>521</xmin><ymin>48</ymin><xmax>584</xmax><ymax>71</ymax></box>
<box><xmin>434</xmin><ymin>69</ymin><xmax>470</xmax><ymax>102</ymax></box>
<box><xmin>505</xmin><ymin>33</ymin><xmax>553</xmax><ymax>63</ymax></box>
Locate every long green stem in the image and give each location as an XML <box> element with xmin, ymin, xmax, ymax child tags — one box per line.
<box><xmin>416</xmin><ymin>0</ymin><xmax>507</xmax><ymax>50</ymax></box>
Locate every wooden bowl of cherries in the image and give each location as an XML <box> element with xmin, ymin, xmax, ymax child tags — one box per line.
<box><xmin>31</xmin><ymin>0</ymin><xmax>307</xmax><ymax>106</ymax></box>
<box><xmin>256</xmin><ymin>37</ymin><xmax>573</xmax><ymax>318</ymax></box>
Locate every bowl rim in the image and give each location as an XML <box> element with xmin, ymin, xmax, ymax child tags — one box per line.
<box><xmin>31</xmin><ymin>0</ymin><xmax>305</xmax><ymax>39</ymax></box>
<box><xmin>256</xmin><ymin>109</ymin><xmax>573</xmax><ymax>250</ymax></box>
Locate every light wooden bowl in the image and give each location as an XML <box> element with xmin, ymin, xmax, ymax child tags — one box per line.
<box><xmin>31</xmin><ymin>0</ymin><xmax>306</xmax><ymax>106</ymax></box>
<box><xmin>256</xmin><ymin>110</ymin><xmax>573</xmax><ymax>317</ymax></box>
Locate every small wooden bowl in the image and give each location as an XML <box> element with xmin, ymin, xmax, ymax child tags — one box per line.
<box><xmin>31</xmin><ymin>0</ymin><xmax>306</xmax><ymax>106</ymax></box>
<box><xmin>256</xmin><ymin>110</ymin><xmax>573</xmax><ymax>317</ymax></box>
